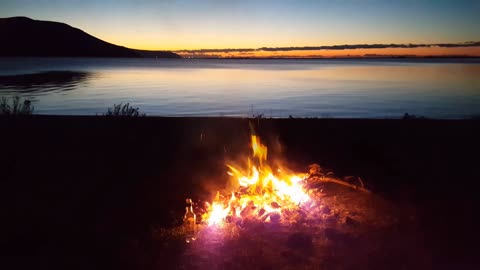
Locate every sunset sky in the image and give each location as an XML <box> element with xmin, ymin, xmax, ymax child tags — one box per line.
<box><xmin>1</xmin><ymin>0</ymin><xmax>479</xmax><ymax>57</ymax></box>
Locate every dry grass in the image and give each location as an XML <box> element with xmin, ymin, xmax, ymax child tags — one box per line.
<box><xmin>105</xmin><ymin>103</ymin><xmax>145</xmax><ymax>117</ymax></box>
<box><xmin>0</xmin><ymin>96</ymin><xmax>34</xmax><ymax>115</ymax></box>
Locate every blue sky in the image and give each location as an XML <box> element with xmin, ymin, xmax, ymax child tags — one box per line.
<box><xmin>1</xmin><ymin>0</ymin><xmax>479</xmax><ymax>50</ymax></box>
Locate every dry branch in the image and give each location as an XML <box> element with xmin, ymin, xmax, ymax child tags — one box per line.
<box><xmin>322</xmin><ymin>177</ymin><xmax>372</xmax><ymax>193</ymax></box>
<box><xmin>307</xmin><ymin>176</ymin><xmax>372</xmax><ymax>194</ymax></box>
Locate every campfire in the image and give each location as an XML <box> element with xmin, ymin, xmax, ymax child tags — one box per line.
<box><xmin>155</xmin><ymin>134</ymin><xmax>405</xmax><ymax>269</ymax></box>
<box><xmin>184</xmin><ymin>134</ymin><xmax>370</xmax><ymax>236</ymax></box>
<box><xmin>144</xmin><ymin>135</ymin><xmax>428</xmax><ymax>269</ymax></box>
<box><xmin>201</xmin><ymin>135</ymin><xmax>311</xmax><ymax>227</ymax></box>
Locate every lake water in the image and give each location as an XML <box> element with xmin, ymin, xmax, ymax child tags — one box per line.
<box><xmin>0</xmin><ymin>57</ymin><xmax>479</xmax><ymax>118</ymax></box>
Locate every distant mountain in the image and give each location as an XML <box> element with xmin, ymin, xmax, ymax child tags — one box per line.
<box><xmin>135</xmin><ymin>49</ymin><xmax>183</xmax><ymax>59</ymax></box>
<box><xmin>0</xmin><ymin>17</ymin><xmax>180</xmax><ymax>58</ymax></box>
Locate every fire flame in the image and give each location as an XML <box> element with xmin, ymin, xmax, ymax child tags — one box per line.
<box><xmin>203</xmin><ymin>135</ymin><xmax>311</xmax><ymax>226</ymax></box>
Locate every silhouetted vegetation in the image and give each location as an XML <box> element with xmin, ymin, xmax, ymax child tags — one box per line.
<box><xmin>0</xmin><ymin>96</ymin><xmax>34</xmax><ymax>115</ymax></box>
<box><xmin>402</xmin><ymin>113</ymin><xmax>426</xmax><ymax>119</ymax></box>
<box><xmin>105</xmin><ymin>103</ymin><xmax>145</xmax><ymax>117</ymax></box>
<box><xmin>252</xmin><ymin>113</ymin><xmax>265</xmax><ymax>119</ymax></box>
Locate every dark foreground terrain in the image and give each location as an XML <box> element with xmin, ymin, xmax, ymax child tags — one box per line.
<box><xmin>1</xmin><ymin>116</ymin><xmax>479</xmax><ymax>269</ymax></box>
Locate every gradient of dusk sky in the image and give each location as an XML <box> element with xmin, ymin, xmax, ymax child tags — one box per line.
<box><xmin>1</xmin><ymin>0</ymin><xmax>479</xmax><ymax>50</ymax></box>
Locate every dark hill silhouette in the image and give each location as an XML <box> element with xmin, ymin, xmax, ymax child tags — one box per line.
<box><xmin>135</xmin><ymin>49</ymin><xmax>182</xmax><ymax>58</ymax></box>
<box><xmin>0</xmin><ymin>17</ymin><xmax>180</xmax><ymax>58</ymax></box>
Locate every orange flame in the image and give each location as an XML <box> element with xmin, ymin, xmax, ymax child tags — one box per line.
<box><xmin>203</xmin><ymin>135</ymin><xmax>310</xmax><ymax>225</ymax></box>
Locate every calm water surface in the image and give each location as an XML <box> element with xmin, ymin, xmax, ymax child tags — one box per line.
<box><xmin>0</xmin><ymin>57</ymin><xmax>479</xmax><ymax>118</ymax></box>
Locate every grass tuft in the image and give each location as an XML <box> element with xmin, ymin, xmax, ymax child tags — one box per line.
<box><xmin>0</xmin><ymin>96</ymin><xmax>34</xmax><ymax>115</ymax></box>
<box><xmin>105</xmin><ymin>103</ymin><xmax>146</xmax><ymax>117</ymax></box>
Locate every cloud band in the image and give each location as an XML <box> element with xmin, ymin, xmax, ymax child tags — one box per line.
<box><xmin>175</xmin><ymin>41</ymin><xmax>480</xmax><ymax>53</ymax></box>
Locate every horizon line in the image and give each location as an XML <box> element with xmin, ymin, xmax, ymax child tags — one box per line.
<box><xmin>171</xmin><ymin>41</ymin><xmax>480</xmax><ymax>53</ymax></box>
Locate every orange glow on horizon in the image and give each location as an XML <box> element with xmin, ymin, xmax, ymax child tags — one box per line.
<box><xmin>175</xmin><ymin>46</ymin><xmax>480</xmax><ymax>58</ymax></box>
<box><xmin>96</xmin><ymin>32</ymin><xmax>480</xmax><ymax>57</ymax></box>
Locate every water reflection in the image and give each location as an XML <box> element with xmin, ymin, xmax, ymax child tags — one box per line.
<box><xmin>0</xmin><ymin>58</ymin><xmax>479</xmax><ymax>118</ymax></box>
<box><xmin>0</xmin><ymin>71</ymin><xmax>93</xmax><ymax>94</ymax></box>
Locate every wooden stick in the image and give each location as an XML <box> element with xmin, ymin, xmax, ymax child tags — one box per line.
<box><xmin>309</xmin><ymin>176</ymin><xmax>372</xmax><ymax>193</ymax></box>
<box><xmin>323</xmin><ymin>177</ymin><xmax>372</xmax><ymax>193</ymax></box>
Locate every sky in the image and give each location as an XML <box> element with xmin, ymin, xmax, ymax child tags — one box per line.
<box><xmin>1</xmin><ymin>0</ymin><xmax>479</xmax><ymax>56</ymax></box>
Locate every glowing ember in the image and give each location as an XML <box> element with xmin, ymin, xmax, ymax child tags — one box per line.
<box><xmin>202</xmin><ymin>135</ymin><xmax>311</xmax><ymax>226</ymax></box>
